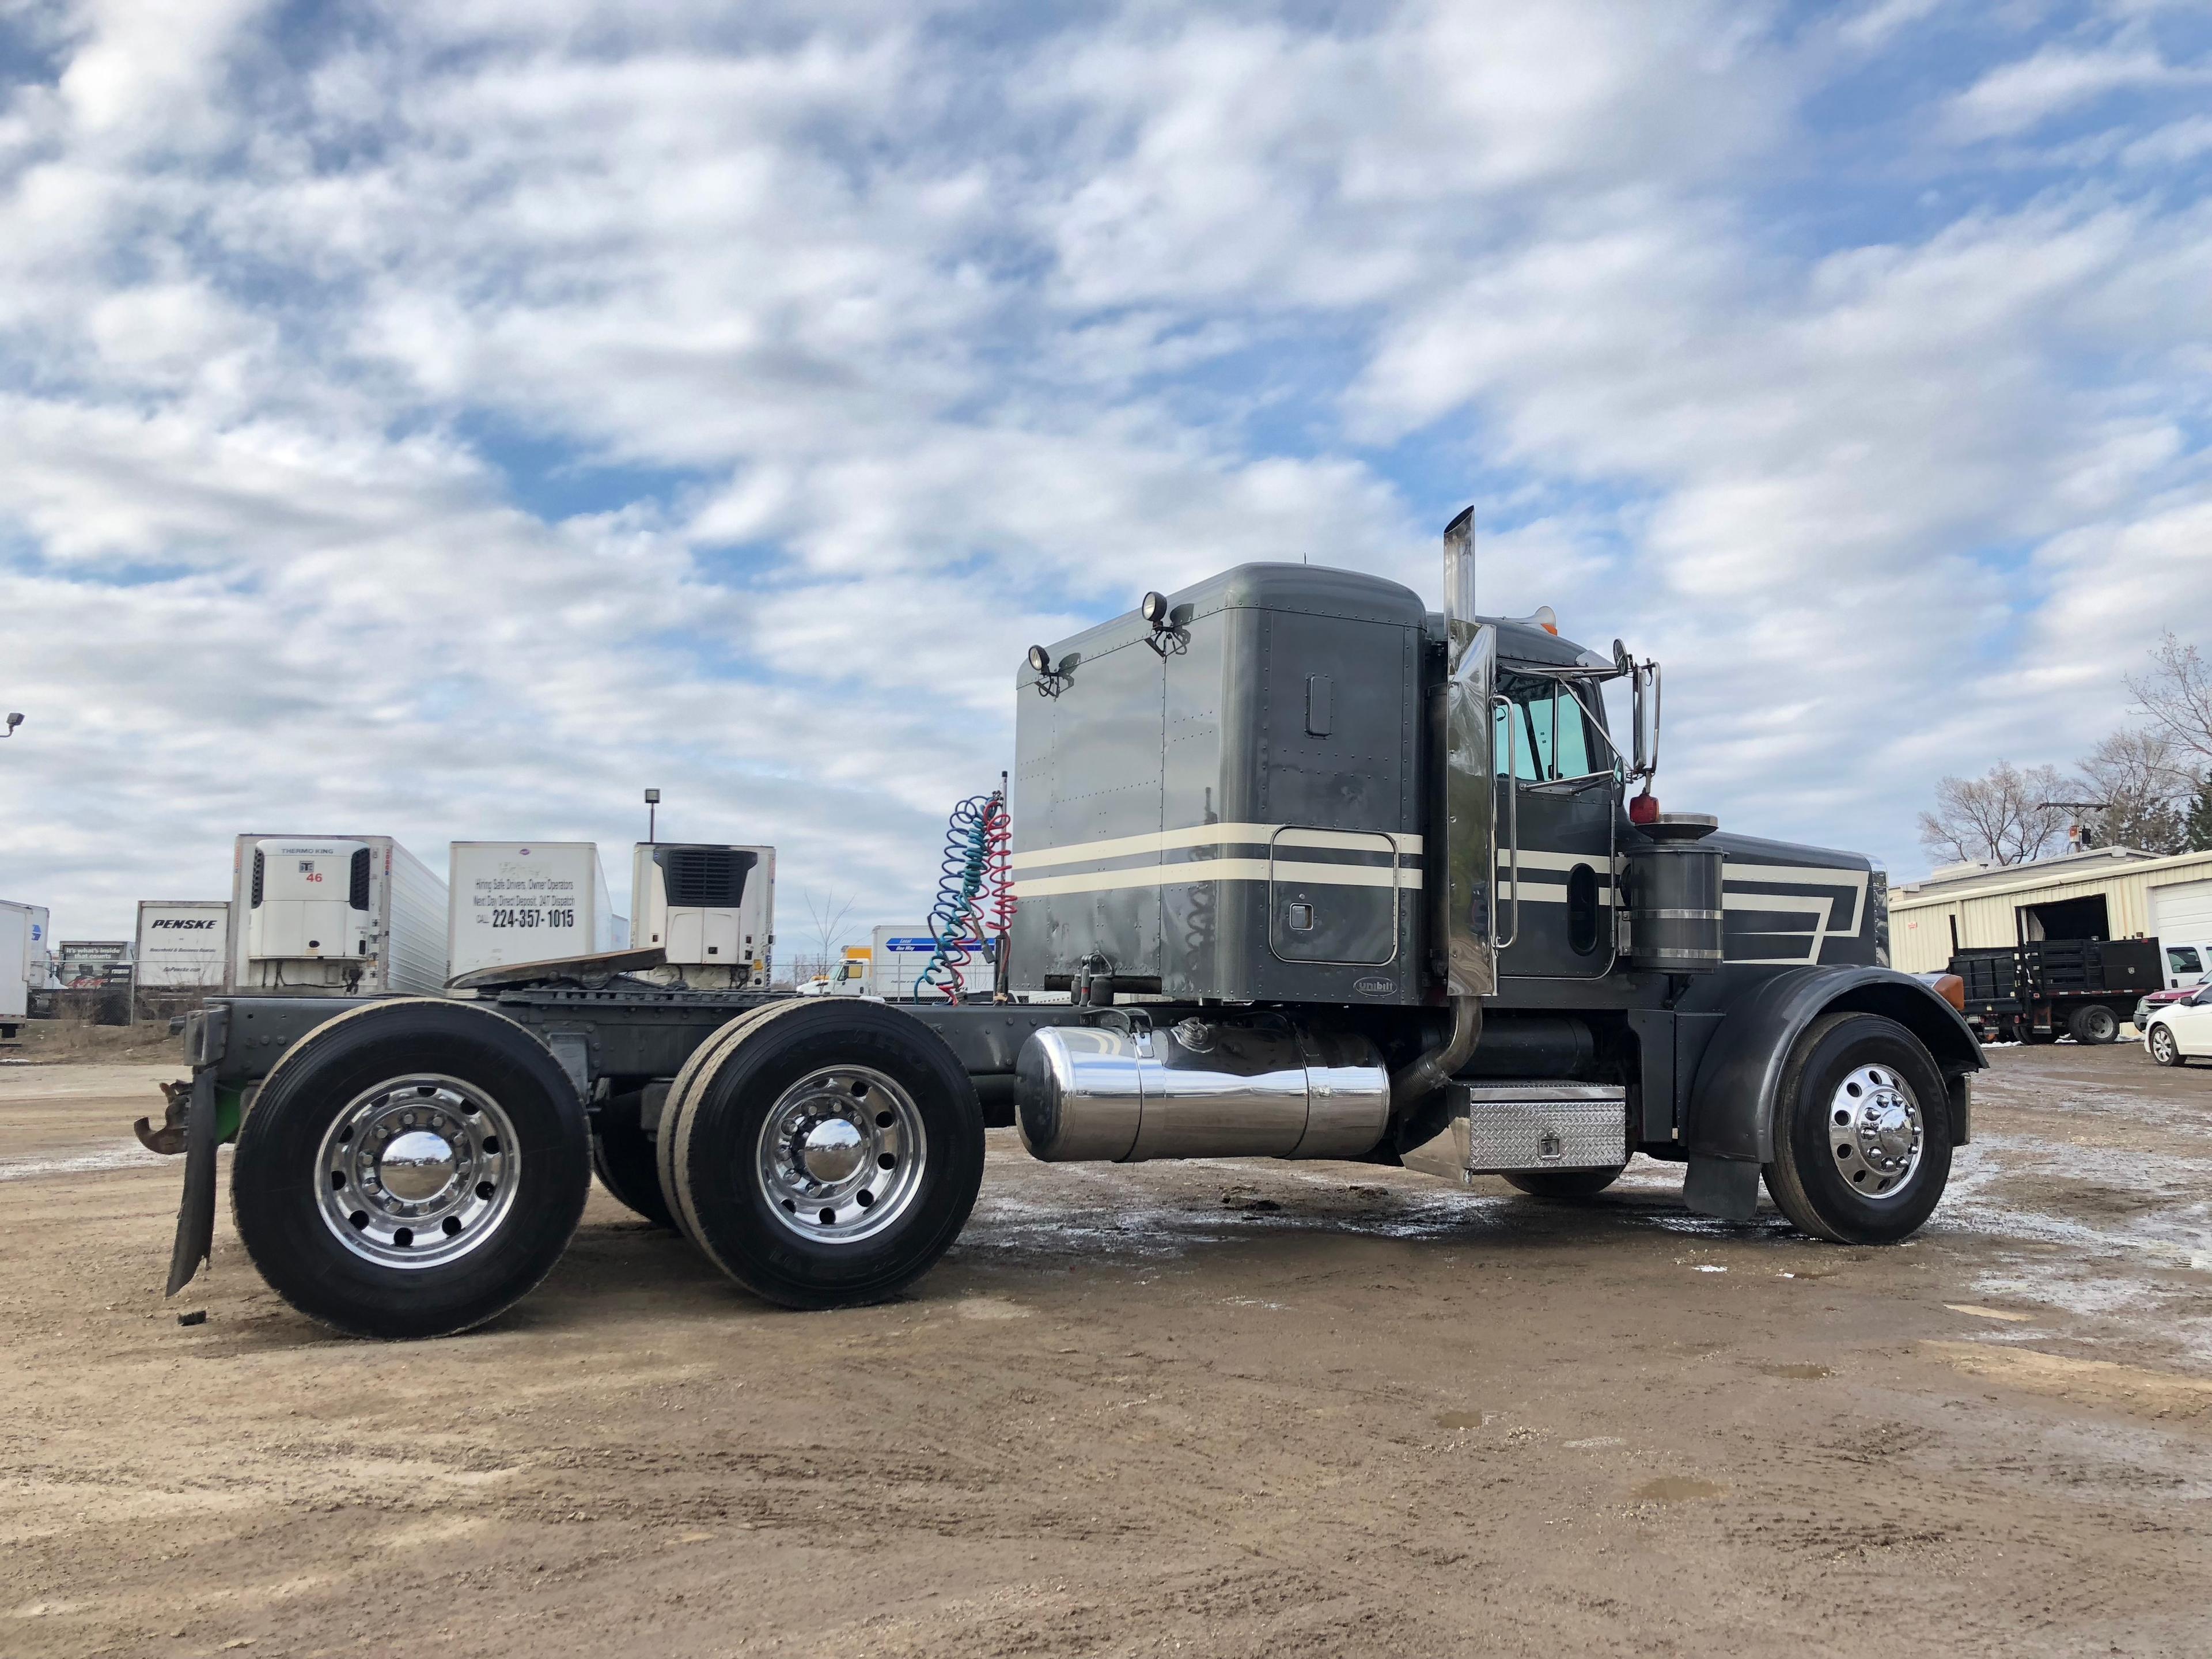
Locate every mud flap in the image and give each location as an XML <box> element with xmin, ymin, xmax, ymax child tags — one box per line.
<box><xmin>165</xmin><ymin>1063</ymin><xmax>219</xmax><ymax>1297</ymax></box>
<box><xmin>1684</xmin><ymin>1153</ymin><xmax>1760</xmax><ymax>1223</ymax></box>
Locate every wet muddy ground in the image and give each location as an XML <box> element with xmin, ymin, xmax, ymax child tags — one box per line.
<box><xmin>2</xmin><ymin>1044</ymin><xmax>2209</xmax><ymax>1657</ymax></box>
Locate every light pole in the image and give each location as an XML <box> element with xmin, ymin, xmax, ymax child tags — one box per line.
<box><xmin>1</xmin><ymin>713</ymin><xmax>21</xmax><ymax>737</ymax></box>
<box><xmin>645</xmin><ymin>788</ymin><xmax>660</xmax><ymax>844</ymax></box>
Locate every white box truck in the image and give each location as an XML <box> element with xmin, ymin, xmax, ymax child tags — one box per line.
<box><xmin>134</xmin><ymin>901</ymin><xmax>232</xmax><ymax>988</ymax></box>
<box><xmin>229</xmin><ymin>835</ymin><xmax>446</xmax><ymax>994</ymax></box>
<box><xmin>448</xmin><ymin>842</ymin><xmax>628</xmax><ymax>979</ymax></box>
<box><xmin>630</xmin><ymin>843</ymin><xmax>774</xmax><ymax>989</ymax></box>
<box><xmin>869</xmin><ymin>925</ymin><xmax>990</xmax><ymax>1001</ymax></box>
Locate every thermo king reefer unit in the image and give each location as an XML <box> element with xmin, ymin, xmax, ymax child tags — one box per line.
<box><xmin>228</xmin><ymin>835</ymin><xmax>446</xmax><ymax>994</ymax></box>
<box><xmin>630</xmin><ymin>843</ymin><xmax>774</xmax><ymax>988</ymax></box>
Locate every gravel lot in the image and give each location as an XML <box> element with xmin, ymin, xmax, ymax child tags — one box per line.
<box><xmin>2</xmin><ymin>1043</ymin><xmax>2209</xmax><ymax>1657</ymax></box>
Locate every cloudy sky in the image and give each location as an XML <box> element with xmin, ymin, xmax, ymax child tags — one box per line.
<box><xmin>3</xmin><ymin>0</ymin><xmax>2209</xmax><ymax>957</ymax></box>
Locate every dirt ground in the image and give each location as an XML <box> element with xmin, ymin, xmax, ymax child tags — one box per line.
<box><xmin>2</xmin><ymin>1043</ymin><xmax>2209</xmax><ymax>1658</ymax></box>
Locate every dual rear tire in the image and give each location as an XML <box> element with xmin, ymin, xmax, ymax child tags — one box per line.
<box><xmin>231</xmin><ymin>998</ymin><xmax>985</xmax><ymax>1338</ymax></box>
<box><xmin>232</xmin><ymin>1000</ymin><xmax>592</xmax><ymax>1340</ymax></box>
<box><xmin>655</xmin><ymin>1001</ymin><xmax>986</xmax><ymax>1309</ymax></box>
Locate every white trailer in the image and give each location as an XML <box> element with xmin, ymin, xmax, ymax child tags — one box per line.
<box><xmin>2</xmin><ymin>902</ymin><xmax>52</xmax><ymax>1013</ymax></box>
<box><xmin>134</xmin><ymin>901</ymin><xmax>232</xmax><ymax>988</ymax></box>
<box><xmin>0</xmin><ymin>900</ymin><xmax>40</xmax><ymax>1021</ymax></box>
<box><xmin>24</xmin><ymin>906</ymin><xmax>52</xmax><ymax>991</ymax></box>
<box><xmin>448</xmin><ymin>843</ymin><xmax>628</xmax><ymax>980</ymax></box>
<box><xmin>229</xmin><ymin>835</ymin><xmax>446</xmax><ymax>995</ymax></box>
<box><xmin>630</xmin><ymin>843</ymin><xmax>774</xmax><ymax>989</ymax></box>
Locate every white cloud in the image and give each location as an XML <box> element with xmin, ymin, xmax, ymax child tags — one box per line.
<box><xmin>1946</xmin><ymin>45</ymin><xmax>2196</xmax><ymax>140</ymax></box>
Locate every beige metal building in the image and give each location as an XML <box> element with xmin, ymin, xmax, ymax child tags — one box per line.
<box><xmin>1889</xmin><ymin>846</ymin><xmax>2212</xmax><ymax>982</ymax></box>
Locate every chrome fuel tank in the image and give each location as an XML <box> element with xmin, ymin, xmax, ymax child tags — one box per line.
<box><xmin>1015</xmin><ymin>1018</ymin><xmax>1389</xmax><ymax>1163</ymax></box>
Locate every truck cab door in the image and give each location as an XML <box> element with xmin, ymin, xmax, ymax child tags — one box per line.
<box><xmin>1492</xmin><ymin>675</ymin><xmax>1616</xmax><ymax>981</ymax></box>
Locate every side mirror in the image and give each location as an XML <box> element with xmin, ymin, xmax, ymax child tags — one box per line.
<box><xmin>1632</xmin><ymin>661</ymin><xmax>1661</xmax><ymax>779</ymax></box>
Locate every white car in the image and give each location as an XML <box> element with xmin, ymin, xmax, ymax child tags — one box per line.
<box><xmin>2142</xmin><ymin>980</ymin><xmax>2212</xmax><ymax>1067</ymax></box>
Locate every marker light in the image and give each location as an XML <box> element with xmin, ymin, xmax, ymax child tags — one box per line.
<box><xmin>1628</xmin><ymin>793</ymin><xmax>1660</xmax><ymax>826</ymax></box>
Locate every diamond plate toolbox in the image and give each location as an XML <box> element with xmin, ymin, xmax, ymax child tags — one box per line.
<box><xmin>1450</xmin><ymin>1084</ymin><xmax>1628</xmax><ymax>1172</ymax></box>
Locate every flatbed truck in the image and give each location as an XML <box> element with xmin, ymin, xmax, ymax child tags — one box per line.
<box><xmin>155</xmin><ymin>512</ymin><xmax>1982</xmax><ymax>1338</ymax></box>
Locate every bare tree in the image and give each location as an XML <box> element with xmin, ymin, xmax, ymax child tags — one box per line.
<box><xmin>2127</xmin><ymin>634</ymin><xmax>2212</xmax><ymax>766</ymax></box>
<box><xmin>2072</xmin><ymin>728</ymin><xmax>2192</xmax><ymax>854</ymax></box>
<box><xmin>1918</xmin><ymin>761</ymin><xmax>2071</xmax><ymax>867</ymax></box>
<box><xmin>797</xmin><ymin>889</ymin><xmax>859</xmax><ymax>983</ymax></box>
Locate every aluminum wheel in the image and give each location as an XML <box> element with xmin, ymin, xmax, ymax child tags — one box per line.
<box><xmin>2150</xmin><ymin>1024</ymin><xmax>2180</xmax><ymax>1066</ymax></box>
<box><xmin>315</xmin><ymin>1075</ymin><xmax>519</xmax><ymax>1268</ymax></box>
<box><xmin>755</xmin><ymin>1065</ymin><xmax>926</xmax><ymax>1244</ymax></box>
<box><xmin>1826</xmin><ymin>1062</ymin><xmax>1923</xmax><ymax>1202</ymax></box>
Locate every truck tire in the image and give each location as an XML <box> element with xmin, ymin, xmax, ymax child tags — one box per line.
<box><xmin>2068</xmin><ymin>1005</ymin><xmax>2120</xmax><ymax>1045</ymax></box>
<box><xmin>658</xmin><ymin>1000</ymin><xmax>985</xmax><ymax>1310</ymax></box>
<box><xmin>1762</xmin><ymin>1012</ymin><xmax>1951</xmax><ymax>1247</ymax></box>
<box><xmin>2020</xmin><ymin>1024</ymin><xmax>2058</xmax><ymax>1045</ymax></box>
<box><xmin>654</xmin><ymin>1003</ymin><xmax>791</xmax><ymax>1250</ymax></box>
<box><xmin>1502</xmin><ymin>1166</ymin><xmax>1625</xmax><ymax>1199</ymax></box>
<box><xmin>231</xmin><ymin>999</ymin><xmax>590</xmax><ymax>1339</ymax></box>
<box><xmin>592</xmin><ymin>1120</ymin><xmax>674</xmax><ymax>1229</ymax></box>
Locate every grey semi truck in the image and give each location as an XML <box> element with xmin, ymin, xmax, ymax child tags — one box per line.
<box><xmin>154</xmin><ymin>510</ymin><xmax>1982</xmax><ymax>1338</ymax></box>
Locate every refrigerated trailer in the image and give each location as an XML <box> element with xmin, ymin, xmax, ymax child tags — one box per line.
<box><xmin>156</xmin><ymin>513</ymin><xmax>1982</xmax><ymax>1339</ymax></box>
<box><xmin>228</xmin><ymin>836</ymin><xmax>446</xmax><ymax>994</ymax></box>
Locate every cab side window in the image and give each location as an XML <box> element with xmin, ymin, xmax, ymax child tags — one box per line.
<box><xmin>1493</xmin><ymin>677</ymin><xmax>1604</xmax><ymax>782</ymax></box>
<box><xmin>2169</xmin><ymin>946</ymin><xmax>2203</xmax><ymax>976</ymax></box>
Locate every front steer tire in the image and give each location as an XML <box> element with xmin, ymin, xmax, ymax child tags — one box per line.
<box><xmin>1762</xmin><ymin>1012</ymin><xmax>1952</xmax><ymax>1247</ymax></box>
<box><xmin>231</xmin><ymin>999</ymin><xmax>590</xmax><ymax>1339</ymax></box>
<box><xmin>658</xmin><ymin>1001</ymin><xmax>985</xmax><ymax>1310</ymax></box>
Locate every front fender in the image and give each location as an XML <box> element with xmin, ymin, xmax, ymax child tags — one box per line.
<box><xmin>1685</xmin><ymin>965</ymin><xmax>1983</xmax><ymax>1168</ymax></box>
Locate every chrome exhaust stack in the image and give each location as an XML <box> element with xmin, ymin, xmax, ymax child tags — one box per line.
<box><xmin>1016</xmin><ymin>1017</ymin><xmax>1389</xmax><ymax>1163</ymax></box>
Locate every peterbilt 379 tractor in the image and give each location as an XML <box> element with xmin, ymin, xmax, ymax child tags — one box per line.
<box><xmin>156</xmin><ymin>511</ymin><xmax>1982</xmax><ymax>1338</ymax></box>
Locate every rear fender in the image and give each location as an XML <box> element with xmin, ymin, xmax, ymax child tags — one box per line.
<box><xmin>1682</xmin><ymin>967</ymin><xmax>1982</xmax><ymax>1219</ymax></box>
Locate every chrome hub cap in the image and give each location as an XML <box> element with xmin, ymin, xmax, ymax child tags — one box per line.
<box><xmin>1828</xmin><ymin>1062</ymin><xmax>1923</xmax><ymax>1201</ymax></box>
<box><xmin>316</xmin><ymin>1075</ymin><xmax>518</xmax><ymax>1268</ymax></box>
<box><xmin>756</xmin><ymin>1066</ymin><xmax>925</xmax><ymax>1244</ymax></box>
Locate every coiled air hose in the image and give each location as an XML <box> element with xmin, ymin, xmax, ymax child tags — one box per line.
<box><xmin>921</xmin><ymin>791</ymin><xmax>1014</xmax><ymax>1003</ymax></box>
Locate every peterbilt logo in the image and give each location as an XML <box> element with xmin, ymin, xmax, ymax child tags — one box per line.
<box><xmin>151</xmin><ymin>919</ymin><xmax>218</xmax><ymax>929</ymax></box>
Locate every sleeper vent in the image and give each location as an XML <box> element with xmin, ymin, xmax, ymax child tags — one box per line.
<box><xmin>659</xmin><ymin>847</ymin><xmax>755</xmax><ymax>909</ymax></box>
<box><xmin>251</xmin><ymin>850</ymin><xmax>264</xmax><ymax>908</ymax></box>
<box><xmin>349</xmin><ymin>847</ymin><xmax>372</xmax><ymax>910</ymax></box>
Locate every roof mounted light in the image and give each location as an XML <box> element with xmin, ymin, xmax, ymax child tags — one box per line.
<box><xmin>1140</xmin><ymin>590</ymin><xmax>1168</xmax><ymax>627</ymax></box>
